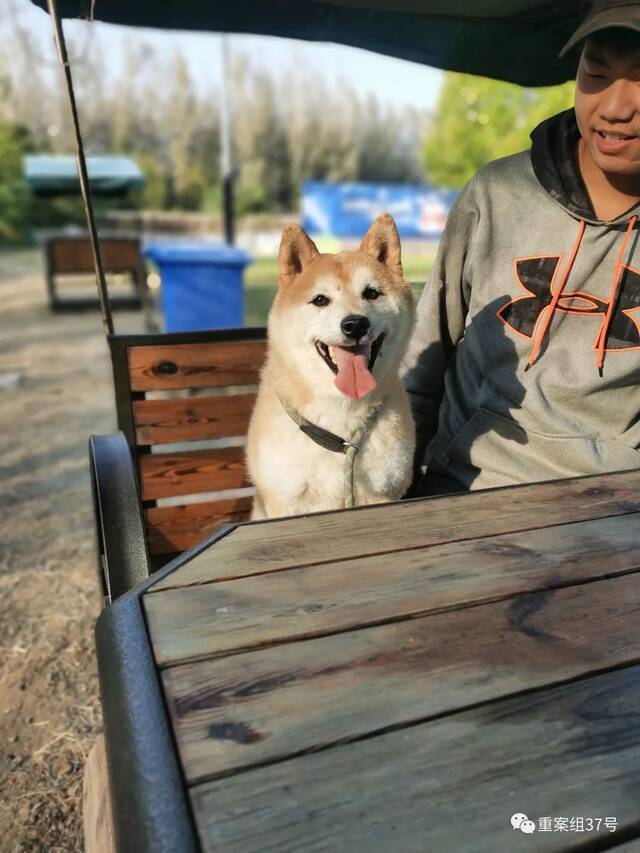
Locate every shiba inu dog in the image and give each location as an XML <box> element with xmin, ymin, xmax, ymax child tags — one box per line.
<box><xmin>246</xmin><ymin>213</ymin><xmax>416</xmax><ymax>519</ymax></box>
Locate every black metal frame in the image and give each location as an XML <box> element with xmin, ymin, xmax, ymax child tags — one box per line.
<box><xmin>95</xmin><ymin>524</ymin><xmax>235</xmax><ymax>853</ymax></box>
<box><xmin>89</xmin><ymin>432</ymin><xmax>151</xmax><ymax>603</ymax></box>
<box><xmin>43</xmin><ymin>235</ymin><xmax>147</xmax><ymax>314</ymax></box>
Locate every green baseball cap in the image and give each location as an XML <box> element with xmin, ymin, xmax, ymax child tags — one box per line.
<box><xmin>559</xmin><ymin>0</ymin><xmax>640</xmax><ymax>57</ymax></box>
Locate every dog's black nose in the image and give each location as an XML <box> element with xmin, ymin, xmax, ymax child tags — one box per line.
<box><xmin>341</xmin><ymin>314</ymin><xmax>370</xmax><ymax>340</ymax></box>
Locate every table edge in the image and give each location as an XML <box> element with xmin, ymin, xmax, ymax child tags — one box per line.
<box><xmin>147</xmin><ymin>467</ymin><xmax>640</xmax><ymax>593</ymax></box>
<box><xmin>96</xmin><ymin>593</ymin><xmax>200</xmax><ymax>853</ymax></box>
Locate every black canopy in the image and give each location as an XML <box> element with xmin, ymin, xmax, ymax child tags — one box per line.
<box><xmin>31</xmin><ymin>0</ymin><xmax>582</xmax><ymax>86</ymax></box>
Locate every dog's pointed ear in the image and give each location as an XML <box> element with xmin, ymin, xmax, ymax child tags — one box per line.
<box><xmin>279</xmin><ymin>224</ymin><xmax>319</xmax><ymax>288</ymax></box>
<box><xmin>360</xmin><ymin>213</ymin><xmax>402</xmax><ymax>278</ymax></box>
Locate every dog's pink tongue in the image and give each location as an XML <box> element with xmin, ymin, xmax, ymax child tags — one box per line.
<box><xmin>331</xmin><ymin>345</ymin><xmax>377</xmax><ymax>399</ymax></box>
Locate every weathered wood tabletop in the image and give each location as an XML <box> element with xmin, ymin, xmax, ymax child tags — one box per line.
<box><xmin>96</xmin><ymin>470</ymin><xmax>640</xmax><ymax>853</ymax></box>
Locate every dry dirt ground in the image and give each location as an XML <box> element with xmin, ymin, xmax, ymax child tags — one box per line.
<box><xmin>0</xmin><ymin>249</ymin><xmax>148</xmax><ymax>851</ymax></box>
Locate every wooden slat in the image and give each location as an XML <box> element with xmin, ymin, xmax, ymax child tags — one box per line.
<box><xmin>146</xmin><ymin>497</ymin><xmax>254</xmax><ymax>554</ymax></box>
<box><xmin>143</xmin><ymin>511</ymin><xmax>640</xmax><ymax>665</ymax></box>
<box><xmin>190</xmin><ymin>665</ymin><xmax>640</xmax><ymax>852</ymax></box>
<box><xmin>128</xmin><ymin>340</ymin><xmax>266</xmax><ymax>391</ymax></box>
<box><xmin>50</xmin><ymin>238</ymin><xmax>140</xmax><ymax>274</ymax></box>
<box><xmin>83</xmin><ymin>735</ymin><xmax>116</xmax><ymax>853</ymax></box>
<box><xmin>133</xmin><ymin>394</ymin><xmax>256</xmax><ymax>445</ymax></box>
<box><xmin>162</xmin><ymin>573</ymin><xmax>640</xmax><ymax>783</ymax></box>
<box><xmin>150</xmin><ymin>469</ymin><xmax>640</xmax><ymax>590</ymax></box>
<box><xmin>139</xmin><ymin>447</ymin><xmax>248</xmax><ymax>500</ymax></box>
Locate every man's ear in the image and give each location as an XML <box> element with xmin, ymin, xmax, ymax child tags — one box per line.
<box><xmin>360</xmin><ymin>213</ymin><xmax>403</xmax><ymax>278</ymax></box>
<box><xmin>279</xmin><ymin>224</ymin><xmax>319</xmax><ymax>288</ymax></box>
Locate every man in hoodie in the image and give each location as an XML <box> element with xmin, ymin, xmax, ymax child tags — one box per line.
<box><xmin>404</xmin><ymin>0</ymin><xmax>640</xmax><ymax>496</ymax></box>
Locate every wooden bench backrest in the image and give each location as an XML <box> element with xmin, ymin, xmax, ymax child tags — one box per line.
<box><xmin>48</xmin><ymin>237</ymin><xmax>142</xmax><ymax>275</ymax></box>
<box><xmin>110</xmin><ymin>329</ymin><xmax>267</xmax><ymax>561</ymax></box>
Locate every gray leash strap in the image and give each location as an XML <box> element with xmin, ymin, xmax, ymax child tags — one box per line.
<box><xmin>342</xmin><ymin>403</ymin><xmax>381</xmax><ymax>508</ymax></box>
<box><xmin>279</xmin><ymin>396</ymin><xmax>382</xmax><ymax>508</ymax></box>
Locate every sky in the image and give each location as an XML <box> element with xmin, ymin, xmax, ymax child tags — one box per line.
<box><xmin>3</xmin><ymin>0</ymin><xmax>443</xmax><ymax>110</ymax></box>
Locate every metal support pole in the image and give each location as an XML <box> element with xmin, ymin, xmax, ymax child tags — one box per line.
<box><xmin>220</xmin><ymin>35</ymin><xmax>236</xmax><ymax>246</ymax></box>
<box><xmin>46</xmin><ymin>0</ymin><xmax>114</xmax><ymax>336</ymax></box>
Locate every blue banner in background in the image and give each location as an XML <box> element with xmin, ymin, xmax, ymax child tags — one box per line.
<box><xmin>301</xmin><ymin>181</ymin><xmax>458</xmax><ymax>239</ymax></box>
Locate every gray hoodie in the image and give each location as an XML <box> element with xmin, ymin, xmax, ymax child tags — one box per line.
<box><xmin>404</xmin><ymin>108</ymin><xmax>640</xmax><ymax>490</ymax></box>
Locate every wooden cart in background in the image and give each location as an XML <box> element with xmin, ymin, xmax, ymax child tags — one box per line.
<box><xmin>24</xmin><ymin>154</ymin><xmax>149</xmax><ymax>313</ymax></box>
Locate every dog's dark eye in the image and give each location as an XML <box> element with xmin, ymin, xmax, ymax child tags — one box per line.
<box><xmin>363</xmin><ymin>286</ymin><xmax>381</xmax><ymax>301</ymax></box>
<box><xmin>311</xmin><ymin>294</ymin><xmax>330</xmax><ymax>307</ymax></box>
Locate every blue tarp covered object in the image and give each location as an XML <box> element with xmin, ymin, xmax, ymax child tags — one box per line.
<box><xmin>302</xmin><ymin>181</ymin><xmax>458</xmax><ymax>239</ymax></box>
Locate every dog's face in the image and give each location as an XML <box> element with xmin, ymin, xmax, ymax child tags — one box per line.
<box><xmin>268</xmin><ymin>214</ymin><xmax>414</xmax><ymax>400</ymax></box>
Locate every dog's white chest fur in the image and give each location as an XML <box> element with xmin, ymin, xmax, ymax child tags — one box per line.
<box><xmin>247</xmin><ymin>383</ymin><xmax>415</xmax><ymax>518</ymax></box>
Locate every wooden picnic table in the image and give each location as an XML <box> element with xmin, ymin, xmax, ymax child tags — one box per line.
<box><xmin>95</xmin><ymin>469</ymin><xmax>640</xmax><ymax>853</ymax></box>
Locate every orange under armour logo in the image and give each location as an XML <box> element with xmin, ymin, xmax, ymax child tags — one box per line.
<box><xmin>497</xmin><ymin>255</ymin><xmax>640</xmax><ymax>351</ymax></box>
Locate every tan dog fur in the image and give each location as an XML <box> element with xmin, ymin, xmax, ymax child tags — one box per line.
<box><xmin>246</xmin><ymin>213</ymin><xmax>415</xmax><ymax>519</ymax></box>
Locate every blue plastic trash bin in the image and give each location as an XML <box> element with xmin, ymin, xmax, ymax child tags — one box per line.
<box><xmin>144</xmin><ymin>242</ymin><xmax>252</xmax><ymax>331</ymax></box>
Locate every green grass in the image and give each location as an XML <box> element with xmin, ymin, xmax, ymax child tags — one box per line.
<box><xmin>244</xmin><ymin>252</ymin><xmax>435</xmax><ymax>326</ymax></box>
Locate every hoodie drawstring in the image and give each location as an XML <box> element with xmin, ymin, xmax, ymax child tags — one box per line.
<box><xmin>526</xmin><ymin>215</ymin><xmax>637</xmax><ymax>371</ymax></box>
<box><xmin>595</xmin><ymin>214</ymin><xmax>637</xmax><ymax>372</ymax></box>
<box><xmin>526</xmin><ymin>219</ymin><xmax>586</xmax><ymax>369</ymax></box>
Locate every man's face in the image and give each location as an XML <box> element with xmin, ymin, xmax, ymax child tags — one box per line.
<box><xmin>575</xmin><ymin>36</ymin><xmax>640</xmax><ymax>177</ymax></box>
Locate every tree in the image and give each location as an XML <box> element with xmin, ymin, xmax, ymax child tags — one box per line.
<box><xmin>0</xmin><ymin>23</ymin><xmax>433</xmax><ymax>234</ymax></box>
<box><xmin>423</xmin><ymin>73</ymin><xmax>574</xmax><ymax>188</ymax></box>
<box><xmin>282</xmin><ymin>69</ymin><xmax>358</xmax><ymax>193</ymax></box>
<box><xmin>133</xmin><ymin>152</ymin><xmax>168</xmax><ymax>210</ymax></box>
<box><xmin>355</xmin><ymin>94</ymin><xmax>424</xmax><ymax>183</ymax></box>
<box><xmin>0</xmin><ymin>124</ymin><xmax>33</xmax><ymax>244</ymax></box>
<box><xmin>231</xmin><ymin>55</ymin><xmax>292</xmax><ymax>214</ymax></box>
